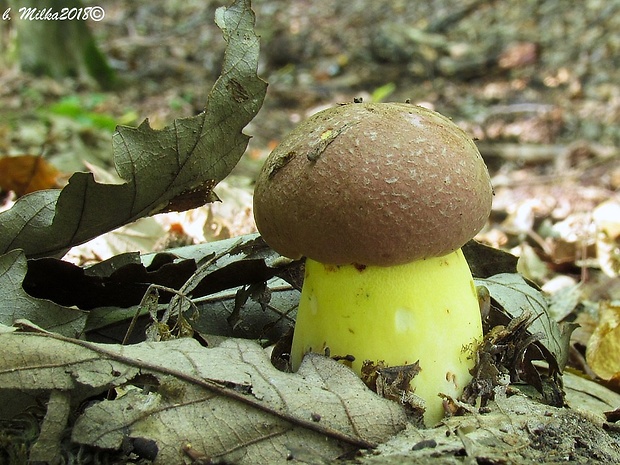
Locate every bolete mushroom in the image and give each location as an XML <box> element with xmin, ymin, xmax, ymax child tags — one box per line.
<box><xmin>253</xmin><ymin>102</ymin><xmax>493</xmax><ymax>425</ymax></box>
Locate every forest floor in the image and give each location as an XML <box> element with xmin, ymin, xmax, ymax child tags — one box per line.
<box><xmin>1</xmin><ymin>0</ymin><xmax>620</xmax><ymax>463</ymax></box>
<box><xmin>2</xmin><ymin>0</ymin><xmax>619</xmax><ymax>258</ymax></box>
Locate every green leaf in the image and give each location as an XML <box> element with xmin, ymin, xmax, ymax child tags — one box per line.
<box><xmin>0</xmin><ymin>0</ymin><xmax>266</xmax><ymax>259</ymax></box>
<box><xmin>46</xmin><ymin>95</ymin><xmax>119</xmax><ymax>131</ymax></box>
<box><xmin>0</xmin><ymin>250</ymin><xmax>87</xmax><ymax>337</ymax></box>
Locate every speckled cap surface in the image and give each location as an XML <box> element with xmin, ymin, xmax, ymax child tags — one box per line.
<box><xmin>253</xmin><ymin>102</ymin><xmax>493</xmax><ymax>266</ymax></box>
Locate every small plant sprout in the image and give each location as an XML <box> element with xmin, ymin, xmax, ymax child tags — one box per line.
<box><xmin>253</xmin><ymin>101</ymin><xmax>493</xmax><ymax>426</ymax></box>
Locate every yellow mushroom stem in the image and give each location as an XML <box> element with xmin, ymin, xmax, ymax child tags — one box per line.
<box><xmin>291</xmin><ymin>248</ymin><xmax>482</xmax><ymax>426</ymax></box>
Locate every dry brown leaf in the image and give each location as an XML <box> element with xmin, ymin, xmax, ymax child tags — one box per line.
<box><xmin>0</xmin><ymin>155</ymin><xmax>61</xmax><ymax>197</ymax></box>
<box><xmin>593</xmin><ymin>200</ymin><xmax>620</xmax><ymax>277</ymax></box>
<box><xmin>586</xmin><ymin>301</ymin><xmax>620</xmax><ymax>380</ymax></box>
<box><xmin>0</xmin><ymin>333</ymin><xmax>406</xmax><ymax>464</ymax></box>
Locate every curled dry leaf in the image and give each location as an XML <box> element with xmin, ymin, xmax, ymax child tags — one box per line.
<box><xmin>475</xmin><ymin>273</ymin><xmax>575</xmax><ymax>372</ymax></box>
<box><xmin>0</xmin><ymin>155</ymin><xmax>61</xmax><ymax>197</ymax></box>
<box><xmin>10</xmin><ymin>232</ymin><xmax>298</xmax><ymax>342</ymax></box>
<box><xmin>471</xmin><ymin>273</ymin><xmax>577</xmax><ymax>408</ymax></box>
<box><xmin>0</xmin><ymin>250</ymin><xmax>87</xmax><ymax>337</ymax></box>
<box><xmin>462</xmin><ymin>239</ymin><xmax>518</xmax><ymax>278</ymax></box>
<box><xmin>0</xmin><ymin>333</ymin><xmax>406</xmax><ymax>464</ymax></box>
<box><xmin>26</xmin><ymin>233</ymin><xmax>288</xmax><ymax>311</ymax></box>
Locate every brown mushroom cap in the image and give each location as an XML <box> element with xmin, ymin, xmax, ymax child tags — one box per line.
<box><xmin>253</xmin><ymin>102</ymin><xmax>493</xmax><ymax>266</ymax></box>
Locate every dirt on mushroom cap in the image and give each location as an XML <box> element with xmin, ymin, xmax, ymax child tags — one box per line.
<box><xmin>253</xmin><ymin>102</ymin><xmax>493</xmax><ymax>266</ymax></box>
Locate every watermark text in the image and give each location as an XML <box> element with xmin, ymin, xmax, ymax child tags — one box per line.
<box><xmin>2</xmin><ymin>6</ymin><xmax>105</xmax><ymax>22</ymax></box>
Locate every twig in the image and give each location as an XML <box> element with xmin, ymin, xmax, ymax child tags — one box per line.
<box><xmin>30</xmin><ymin>331</ymin><xmax>379</xmax><ymax>450</ymax></box>
<box><xmin>122</xmin><ymin>284</ymin><xmax>198</xmax><ymax>345</ymax></box>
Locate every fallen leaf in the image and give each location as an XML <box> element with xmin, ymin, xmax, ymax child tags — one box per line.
<box><xmin>586</xmin><ymin>301</ymin><xmax>620</xmax><ymax>381</ymax></box>
<box><xmin>0</xmin><ymin>250</ymin><xmax>87</xmax><ymax>337</ymax></box>
<box><xmin>0</xmin><ymin>155</ymin><xmax>61</xmax><ymax>197</ymax></box>
<box><xmin>0</xmin><ymin>0</ymin><xmax>267</xmax><ymax>259</ymax></box>
<box><xmin>28</xmin><ymin>390</ymin><xmax>71</xmax><ymax>464</ymax></box>
<box><xmin>1</xmin><ymin>232</ymin><xmax>297</xmax><ymax>340</ymax></box>
<box><xmin>471</xmin><ymin>273</ymin><xmax>578</xmax><ymax>409</ymax></box>
<box><xmin>18</xmin><ymin>233</ymin><xmax>298</xmax><ymax>341</ymax></box>
<box><xmin>0</xmin><ymin>333</ymin><xmax>406</xmax><ymax>464</ymax></box>
<box><xmin>462</xmin><ymin>239</ymin><xmax>518</xmax><ymax>278</ymax></box>
<box><xmin>476</xmin><ymin>273</ymin><xmax>575</xmax><ymax>373</ymax></box>
<box><xmin>563</xmin><ymin>370</ymin><xmax>620</xmax><ymax>423</ymax></box>
<box><xmin>359</xmin><ymin>373</ymin><xmax>620</xmax><ymax>464</ymax></box>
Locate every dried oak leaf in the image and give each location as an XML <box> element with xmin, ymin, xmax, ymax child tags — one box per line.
<box><xmin>469</xmin><ymin>273</ymin><xmax>577</xmax><ymax>407</ymax></box>
<box><xmin>0</xmin><ymin>155</ymin><xmax>61</xmax><ymax>197</ymax></box>
<box><xmin>0</xmin><ymin>0</ymin><xmax>266</xmax><ymax>259</ymax></box>
<box><xmin>586</xmin><ymin>301</ymin><xmax>620</xmax><ymax>382</ymax></box>
<box><xmin>0</xmin><ymin>333</ymin><xmax>407</xmax><ymax>464</ymax></box>
<box><xmin>475</xmin><ymin>273</ymin><xmax>575</xmax><ymax>373</ymax></box>
<box><xmin>0</xmin><ymin>249</ymin><xmax>87</xmax><ymax>337</ymax></box>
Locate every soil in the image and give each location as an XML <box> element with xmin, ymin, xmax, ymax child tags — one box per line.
<box><xmin>358</xmin><ymin>381</ymin><xmax>620</xmax><ymax>464</ymax></box>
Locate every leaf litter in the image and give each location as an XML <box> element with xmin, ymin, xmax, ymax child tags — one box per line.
<box><xmin>0</xmin><ymin>332</ymin><xmax>406</xmax><ymax>464</ymax></box>
<box><xmin>6</xmin><ymin>235</ymin><xmax>615</xmax><ymax>463</ymax></box>
<box><xmin>1</xmin><ymin>0</ymin><xmax>620</xmax><ymax>463</ymax></box>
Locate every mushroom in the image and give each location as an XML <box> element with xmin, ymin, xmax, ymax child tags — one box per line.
<box><xmin>253</xmin><ymin>102</ymin><xmax>493</xmax><ymax>425</ymax></box>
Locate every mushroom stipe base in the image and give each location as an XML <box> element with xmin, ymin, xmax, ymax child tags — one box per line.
<box><xmin>291</xmin><ymin>249</ymin><xmax>483</xmax><ymax>426</ymax></box>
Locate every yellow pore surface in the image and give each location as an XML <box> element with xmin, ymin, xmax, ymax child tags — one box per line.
<box><xmin>291</xmin><ymin>249</ymin><xmax>482</xmax><ymax>426</ymax></box>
